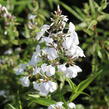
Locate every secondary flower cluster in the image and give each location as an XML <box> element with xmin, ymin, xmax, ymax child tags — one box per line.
<box><xmin>48</xmin><ymin>102</ymin><xmax>76</xmax><ymax>109</ymax></box>
<box><xmin>16</xmin><ymin>8</ymin><xmax>85</xmax><ymax>96</ymax></box>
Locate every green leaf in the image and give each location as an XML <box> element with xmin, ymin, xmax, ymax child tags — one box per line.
<box><xmin>73</xmin><ymin>6</ymin><xmax>86</xmax><ymax>19</ymax></box>
<box><xmin>7</xmin><ymin>104</ymin><xmax>16</xmax><ymax>109</ymax></box>
<box><xmin>60</xmin><ymin>1</ymin><xmax>83</xmax><ymax>21</ymax></box>
<box><xmin>66</xmin><ymin>78</ymin><xmax>76</xmax><ymax>93</ymax></box>
<box><xmin>69</xmin><ymin>70</ymin><xmax>102</xmax><ymax>101</ymax></box>
<box><xmin>89</xmin><ymin>0</ymin><xmax>96</xmax><ymax>16</ymax></box>
<box><xmin>100</xmin><ymin>0</ymin><xmax>108</xmax><ymax>10</ymax></box>
<box><xmin>28</xmin><ymin>95</ymin><xmax>56</xmax><ymax>106</ymax></box>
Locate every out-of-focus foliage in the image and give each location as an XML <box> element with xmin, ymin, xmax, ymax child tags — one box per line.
<box><xmin>0</xmin><ymin>0</ymin><xmax>109</xmax><ymax>109</ymax></box>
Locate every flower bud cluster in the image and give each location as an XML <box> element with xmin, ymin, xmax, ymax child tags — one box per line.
<box><xmin>16</xmin><ymin>8</ymin><xmax>85</xmax><ymax>96</ymax></box>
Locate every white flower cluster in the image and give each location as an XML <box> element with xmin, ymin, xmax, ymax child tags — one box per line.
<box><xmin>48</xmin><ymin>102</ymin><xmax>76</xmax><ymax>109</ymax></box>
<box><xmin>16</xmin><ymin>8</ymin><xmax>85</xmax><ymax>96</ymax></box>
<box><xmin>0</xmin><ymin>4</ymin><xmax>13</xmax><ymax>19</ymax></box>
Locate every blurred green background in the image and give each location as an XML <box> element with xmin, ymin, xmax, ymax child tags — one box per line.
<box><xmin>0</xmin><ymin>0</ymin><xmax>109</xmax><ymax>109</ymax></box>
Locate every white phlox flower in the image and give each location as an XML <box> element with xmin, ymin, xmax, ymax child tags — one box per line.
<box><xmin>33</xmin><ymin>67</ymin><xmax>41</xmax><ymax>75</ymax></box>
<box><xmin>67</xmin><ymin>102</ymin><xmax>76</xmax><ymax>109</ymax></box>
<box><xmin>58</xmin><ymin>64</ymin><xmax>66</xmax><ymax>73</ymax></box>
<box><xmin>33</xmin><ymin>80</ymin><xmax>57</xmax><ymax>96</ymax></box>
<box><xmin>46</xmin><ymin>48</ymin><xmax>58</xmax><ymax>60</ymax></box>
<box><xmin>41</xmin><ymin>24</ymin><xmax>50</xmax><ymax>32</ymax></box>
<box><xmin>68</xmin><ymin>22</ymin><xmax>79</xmax><ymax>46</ymax></box>
<box><xmin>65</xmin><ymin>45</ymin><xmax>85</xmax><ymax>58</ymax></box>
<box><xmin>58</xmin><ymin>64</ymin><xmax>82</xmax><ymax>78</ymax></box>
<box><xmin>41</xmin><ymin>63</ymin><xmax>48</xmax><ymax>73</ymax></box>
<box><xmin>46</xmin><ymin>65</ymin><xmax>55</xmax><ymax>77</ymax></box>
<box><xmin>64</xmin><ymin>65</ymin><xmax>82</xmax><ymax>78</ymax></box>
<box><xmin>62</xmin><ymin>36</ymin><xmax>73</xmax><ymax>50</ymax></box>
<box><xmin>39</xmin><ymin>64</ymin><xmax>55</xmax><ymax>76</ymax></box>
<box><xmin>20</xmin><ymin>76</ymin><xmax>30</xmax><ymax>87</ymax></box>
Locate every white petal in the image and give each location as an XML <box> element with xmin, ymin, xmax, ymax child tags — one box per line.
<box><xmin>33</xmin><ymin>67</ymin><xmax>40</xmax><ymax>75</ymax></box>
<box><xmin>73</xmin><ymin>65</ymin><xmax>82</xmax><ymax>72</ymax></box>
<box><xmin>36</xmin><ymin>31</ymin><xmax>44</xmax><ymax>40</ymax></box>
<box><xmin>58</xmin><ymin>64</ymin><xmax>66</xmax><ymax>73</ymax></box>
<box><xmin>48</xmin><ymin>81</ymin><xmax>57</xmax><ymax>93</ymax></box>
<box><xmin>33</xmin><ymin>82</ymin><xmax>40</xmax><ymax>91</ymax></box>
<box><xmin>62</xmin><ymin>37</ymin><xmax>73</xmax><ymax>49</ymax></box>
<box><xmin>46</xmin><ymin>65</ymin><xmax>55</xmax><ymax>76</ymax></box>
<box><xmin>69</xmin><ymin>22</ymin><xmax>75</xmax><ymax>32</ymax></box>
<box><xmin>39</xmin><ymin>82</ymin><xmax>50</xmax><ymax>96</ymax></box>
<box><xmin>70</xmin><ymin>32</ymin><xmax>79</xmax><ymax>45</ymax></box>
<box><xmin>68</xmin><ymin>102</ymin><xmax>76</xmax><ymax>109</ymax></box>
<box><xmin>41</xmin><ymin>64</ymin><xmax>48</xmax><ymax>73</ymax></box>
<box><xmin>35</xmin><ymin>45</ymin><xmax>41</xmax><ymax>54</ymax></box>
<box><xmin>46</xmin><ymin>48</ymin><xmax>58</xmax><ymax>60</ymax></box>
<box><xmin>40</xmin><ymin>37</ymin><xmax>53</xmax><ymax>46</ymax></box>
<box><xmin>73</xmin><ymin>46</ymin><xmax>85</xmax><ymax>58</ymax></box>
<box><xmin>41</xmin><ymin>24</ymin><xmax>50</xmax><ymax>32</ymax></box>
<box><xmin>64</xmin><ymin>66</ymin><xmax>77</xmax><ymax>78</ymax></box>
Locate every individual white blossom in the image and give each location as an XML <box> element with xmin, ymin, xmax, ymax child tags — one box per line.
<box><xmin>68</xmin><ymin>22</ymin><xmax>79</xmax><ymax>45</ymax></box>
<box><xmin>45</xmin><ymin>48</ymin><xmax>58</xmax><ymax>60</ymax></box>
<box><xmin>47</xmin><ymin>81</ymin><xmax>57</xmax><ymax>93</ymax></box>
<box><xmin>65</xmin><ymin>45</ymin><xmax>85</xmax><ymax>58</ymax></box>
<box><xmin>33</xmin><ymin>67</ymin><xmax>41</xmax><ymax>75</ymax></box>
<box><xmin>33</xmin><ymin>81</ymin><xmax>40</xmax><ymax>91</ymax></box>
<box><xmin>33</xmin><ymin>80</ymin><xmax>57</xmax><ymax>96</ymax></box>
<box><xmin>41</xmin><ymin>63</ymin><xmax>48</xmax><ymax>73</ymax></box>
<box><xmin>41</xmin><ymin>24</ymin><xmax>50</xmax><ymax>32</ymax></box>
<box><xmin>58</xmin><ymin>64</ymin><xmax>66</xmax><ymax>73</ymax></box>
<box><xmin>40</xmin><ymin>64</ymin><xmax>55</xmax><ymax>76</ymax></box>
<box><xmin>64</xmin><ymin>65</ymin><xmax>82</xmax><ymax>78</ymax></box>
<box><xmin>46</xmin><ymin>65</ymin><xmax>55</xmax><ymax>76</ymax></box>
<box><xmin>68</xmin><ymin>22</ymin><xmax>75</xmax><ymax>32</ymax></box>
<box><xmin>62</xmin><ymin>36</ymin><xmax>73</xmax><ymax>50</ymax></box>
<box><xmin>20</xmin><ymin>76</ymin><xmax>30</xmax><ymax>87</ymax></box>
<box><xmin>48</xmin><ymin>102</ymin><xmax>64</xmax><ymax>109</ymax></box>
<box><xmin>68</xmin><ymin>102</ymin><xmax>76</xmax><ymax>109</ymax></box>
